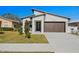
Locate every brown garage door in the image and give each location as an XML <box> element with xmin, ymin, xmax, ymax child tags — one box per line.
<box><xmin>44</xmin><ymin>22</ymin><xmax>65</xmax><ymax>32</ymax></box>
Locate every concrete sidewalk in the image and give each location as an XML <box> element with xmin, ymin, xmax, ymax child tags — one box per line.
<box><xmin>0</xmin><ymin>43</ymin><xmax>53</xmax><ymax>53</ymax></box>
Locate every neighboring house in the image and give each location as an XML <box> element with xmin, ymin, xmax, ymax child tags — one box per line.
<box><xmin>22</xmin><ymin>9</ymin><xmax>70</xmax><ymax>34</ymax></box>
<box><xmin>68</xmin><ymin>20</ymin><xmax>79</xmax><ymax>33</ymax></box>
<box><xmin>0</xmin><ymin>16</ymin><xmax>19</xmax><ymax>30</ymax></box>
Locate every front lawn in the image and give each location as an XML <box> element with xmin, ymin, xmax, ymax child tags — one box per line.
<box><xmin>0</xmin><ymin>31</ymin><xmax>48</xmax><ymax>43</ymax></box>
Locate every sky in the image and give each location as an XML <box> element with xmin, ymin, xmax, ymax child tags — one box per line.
<box><xmin>0</xmin><ymin>6</ymin><xmax>79</xmax><ymax>21</ymax></box>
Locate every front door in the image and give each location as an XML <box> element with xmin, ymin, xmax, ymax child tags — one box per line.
<box><xmin>35</xmin><ymin>21</ymin><xmax>41</xmax><ymax>32</ymax></box>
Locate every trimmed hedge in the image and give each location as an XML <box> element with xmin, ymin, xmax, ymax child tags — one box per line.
<box><xmin>0</xmin><ymin>27</ymin><xmax>14</xmax><ymax>31</ymax></box>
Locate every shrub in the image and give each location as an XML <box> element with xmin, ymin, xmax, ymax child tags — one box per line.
<box><xmin>1</xmin><ymin>27</ymin><xmax>14</xmax><ymax>31</ymax></box>
<box><xmin>27</xmin><ymin>33</ymin><xmax>31</xmax><ymax>38</ymax></box>
<box><xmin>0</xmin><ymin>31</ymin><xmax>4</xmax><ymax>34</ymax></box>
<box><xmin>18</xmin><ymin>27</ymin><xmax>23</xmax><ymax>35</ymax></box>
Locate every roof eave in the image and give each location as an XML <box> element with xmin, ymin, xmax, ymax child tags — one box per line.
<box><xmin>32</xmin><ymin>9</ymin><xmax>70</xmax><ymax>20</ymax></box>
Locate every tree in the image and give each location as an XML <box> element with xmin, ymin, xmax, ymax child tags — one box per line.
<box><xmin>24</xmin><ymin>20</ymin><xmax>31</xmax><ymax>38</ymax></box>
<box><xmin>18</xmin><ymin>21</ymin><xmax>23</xmax><ymax>35</ymax></box>
<box><xmin>1</xmin><ymin>13</ymin><xmax>22</xmax><ymax>34</ymax></box>
<box><xmin>1</xmin><ymin>13</ymin><xmax>20</xmax><ymax>21</ymax></box>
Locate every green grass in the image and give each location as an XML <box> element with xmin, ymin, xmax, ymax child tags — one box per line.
<box><xmin>0</xmin><ymin>31</ymin><xmax>48</xmax><ymax>43</ymax></box>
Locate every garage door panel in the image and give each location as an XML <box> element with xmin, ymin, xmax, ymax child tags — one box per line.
<box><xmin>44</xmin><ymin>22</ymin><xmax>65</xmax><ymax>32</ymax></box>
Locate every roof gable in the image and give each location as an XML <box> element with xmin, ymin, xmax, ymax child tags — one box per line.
<box><xmin>32</xmin><ymin>9</ymin><xmax>70</xmax><ymax>20</ymax></box>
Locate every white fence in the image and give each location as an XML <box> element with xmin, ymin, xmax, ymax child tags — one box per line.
<box><xmin>68</xmin><ymin>26</ymin><xmax>78</xmax><ymax>33</ymax></box>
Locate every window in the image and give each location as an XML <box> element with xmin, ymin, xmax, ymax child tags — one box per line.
<box><xmin>29</xmin><ymin>21</ymin><xmax>32</xmax><ymax>28</ymax></box>
<box><xmin>35</xmin><ymin>21</ymin><xmax>41</xmax><ymax>32</ymax></box>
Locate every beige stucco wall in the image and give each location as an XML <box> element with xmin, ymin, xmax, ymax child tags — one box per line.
<box><xmin>32</xmin><ymin>15</ymin><xmax>44</xmax><ymax>34</ymax></box>
<box><xmin>0</xmin><ymin>18</ymin><xmax>13</xmax><ymax>28</ymax></box>
<box><xmin>45</xmin><ymin>14</ymin><xmax>68</xmax><ymax>22</ymax></box>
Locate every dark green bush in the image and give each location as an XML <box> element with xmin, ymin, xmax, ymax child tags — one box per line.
<box><xmin>0</xmin><ymin>31</ymin><xmax>4</xmax><ymax>34</ymax></box>
<box><xmin>1</xmin><ymin>27</ymin><xmax>14</xmax><ymax>31</ymax></box>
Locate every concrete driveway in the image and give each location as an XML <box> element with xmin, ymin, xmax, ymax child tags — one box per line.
<box><xmin>45</xmin><ymin>33</ymin><xmax>79</xmax><ymax>53</ymax></box>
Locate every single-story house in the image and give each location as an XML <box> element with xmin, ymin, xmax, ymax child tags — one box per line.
<box><xmin>22</xmin><ymin>9</ymin><xmax>70</xmax><ymax>34</ymax></box>
<box><xmin>68</xmin><ymin>20</ymin><xmax>79</xmax><ymax>33</ymax></box>
<box><xmin>0</xmin><ymin>16</ymin><xmax>19</xmax><ymax>30</ymax></box>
